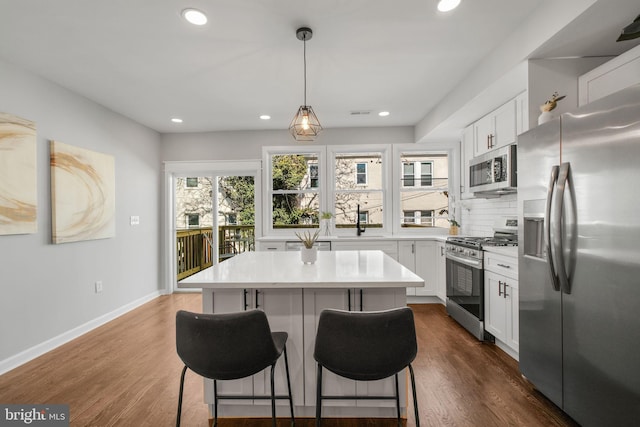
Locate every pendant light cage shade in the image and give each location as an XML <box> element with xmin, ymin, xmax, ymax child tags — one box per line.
<box><xmin>289</xmin><ymin>105</ymin><xmax>322</xmax><ymax>142</ymax></box>
<box><xmin>290</xmin><ymin>27</ymin><xmax>322</xmax><ymax>142</ymax></box>
<box><xmin>617</xmin><ymin>14</ymin><xmax>640</xmax><ymax>41</ymax></box>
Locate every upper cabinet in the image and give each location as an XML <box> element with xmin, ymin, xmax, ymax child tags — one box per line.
<box><xmin>473</xmin><ymin>99</ymin><xmax>517</xmax><ymax>157</ymax></box>
<box><xmin>578</xmin><ymin>44</ymin><xmax>640</xmax><ymax>107</ymax></box>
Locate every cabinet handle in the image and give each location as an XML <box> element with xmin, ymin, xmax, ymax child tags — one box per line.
<box><xmin>498</xmin><ymin>281</ymin><xmax>504</xmax><ymax>297</ymax></box>
<box><xmin>412</xmin><ymin>243</ymin><xmax>415</xmax><ymax>254</ymax></box>
<box><xmin>490</xmin><ymin>134</ymin><xmax>495</xmax><ymax>148</ymax></box>
<box><xmin>503</xmin><ymin>283</ymin><xmax>509</xmax><ymax>298</ymax></box>
<box><xmin>243</xmin><ymin>289</ymin><xmax>249</xmax><ymax>310</ymax></box>
<box><xmin>487</xmin><ymin>135</ymin><xmax>490</xmax><ymax>149</ymax></box>
<box><xmin>255</xmin><ymin>289</ymin><xmax>261</xmax><ymax>308</ymax></box>
<box><xmin>441</xmin><ymin>246</ymin><xmax>445</xmax><ymax>256</ymax></box>
<box><xmin>347</xmin><ymin>289</ymin><xmax>352</xmax><ymax>311</ymax></box>
<box><xmin>497</xmin><ymin>263</ymin><xmax>511</xmax><ymax>269</ymax></box>
<box><xmin>359</xmin><ymin>289</ymin><xmax>364</xmax><ymax>311</ymax></box>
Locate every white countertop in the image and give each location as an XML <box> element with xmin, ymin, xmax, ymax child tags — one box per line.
<box><xmin>178</xmin><ymin>250</ymin><xmax>425</xmax><ymax>289</ymax></box>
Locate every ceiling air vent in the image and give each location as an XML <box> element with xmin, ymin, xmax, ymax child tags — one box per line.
<box><xmin>350</xmin><ymin>110</ymin><xmax>372</xmax><ymax>116</ymax></box>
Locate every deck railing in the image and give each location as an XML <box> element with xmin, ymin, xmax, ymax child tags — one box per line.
<box><xmin>176</xmin><ymin>225</ymin><xmax>255</xmax><ymax>280</ymax></box>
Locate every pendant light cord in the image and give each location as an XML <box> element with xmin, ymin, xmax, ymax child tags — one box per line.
<box><xmin>303</xmin><ymin>36</ymin><xmax>307</xmax><ymax>106</ymax></box>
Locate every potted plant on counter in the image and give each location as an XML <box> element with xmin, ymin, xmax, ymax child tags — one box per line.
<box><xmin>296</xmin><ymin>230</ymin><xmax>320</xmax><ymax>264</ymax></box>
<box><xmin>449</xmin><ymin>218</ymin><xmax>460</xmax><ymax>235</ymax></box>
<box><xmin>320</xmin><ymin>211</ymin><xmax>333</xmax><ymax>236</ymax></box>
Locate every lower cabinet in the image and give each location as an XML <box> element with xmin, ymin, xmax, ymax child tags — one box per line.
<box><xmin>399</xmin><ymin>240</ymin><xmax>440</xmax><ymax>298</ymax></box>
<box><xmin>302</xmin><ymin>288</ymin><xmax>407</xmax><ymax>409</ymax></box>
<box><xmin>202</xmin><ymin>288</ymin><xmax>304</xmax><ymax>406</ymax></box>
<box><xmin>202</xmin><ymin>286</ymin><xmax>408</xmax><ymax>413</ymax></box>
<box><xmin>435</xmin><ymin>241</ymin><xmax>446</xmax><ymax>301</ymax></box>
<box><xmin>484</xmin><ymin>251</ymin><xmax>519</xmax><ymax>356</ymax></box>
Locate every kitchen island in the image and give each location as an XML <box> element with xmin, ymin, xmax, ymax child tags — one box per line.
<box><xmin>178</xmin><ymin>250</ymin><xmax>424</xmax><ymax>419</ymax></box>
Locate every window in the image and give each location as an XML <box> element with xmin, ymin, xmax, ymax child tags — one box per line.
<box><xmin>227</xmin><ymin>213</ymin><xmax>237</xmax><ymax>225</ymax></box>
<box><xmin>186</xmin><ymin>177</ymin><xmax>199</xmax><ymax>188</ymax></box>
<box><xmin>333</xmin><ymin>149</ymin><xmax>387</xmax><ymax>232</ymax></box>
<box><xmin>356</xmin><ymin>162</ymin><xmax>367</xmax><ymax>185</ymax></box>
<box><xmin>403</xmin><ymin>210</ymin><xmax>415</xmax><ymax>224</ymax></box>
<box><xmin>309</xmin><ymin>164</ymin><xmax>319</xmax><ymax>188</ymax></box>
<box><xmin>266</xmin><ymin>150</ymin><xmax>322</xmax><ymax>231</ymax></box>
<box><xmin>421</xmin><ymin>162</ymin><xmax>433</xmax><ymax>186</ymax></box>
<box><xmin>402</xmin><ymin>163</ymin><xmax>415</xmax><ymax>187</ymax></box>
<box><xmin>398</xmin><ymin>152</ymin><xmax>449</xmax><ymax>230</ymax></box>
<box><xmin>419</xmin><ymin>210</ymin><xmax>434</xmax><ymax>226</ymax></box>
<box><xmin>186</xmin><ymin>213</ymin><xmax>199</xmax><ymax>227</ymax></box>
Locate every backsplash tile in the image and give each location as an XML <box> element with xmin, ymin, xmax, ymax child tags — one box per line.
<box><xmin>458</xmin><ymin>194</ymin><xmax>517</xmax><ymax>236</ymax></box>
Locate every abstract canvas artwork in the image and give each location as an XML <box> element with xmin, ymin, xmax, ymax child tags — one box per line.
<box><xmin>0</xmin><ymin>112</ymin><xmax>37</xmax><ymax>235</ymax></box>
<box><xmin>50</xmin><ymin>140</ymin><xmax>115</xmax><ymax>244</ymax></box>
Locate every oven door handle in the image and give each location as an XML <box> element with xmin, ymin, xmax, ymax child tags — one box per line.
<box><xmin>446</xmin><ymin>252</ymin><xmax>482</xmax><ymax>269</ymax></box>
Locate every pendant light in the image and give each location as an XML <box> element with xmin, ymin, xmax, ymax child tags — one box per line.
<box><xmin>289</xmin><ymin>27</ymin><xmax>322</xmax><ymax>142</ymax></box>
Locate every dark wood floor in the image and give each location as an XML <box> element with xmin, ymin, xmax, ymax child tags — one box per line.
<box><xmin>0</xmin><ymin>294</ymin><xmax>578</xmax><ymax>426</ymax></box>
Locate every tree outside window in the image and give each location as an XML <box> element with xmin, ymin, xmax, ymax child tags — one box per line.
<box><xmin>270</xmin><ymin>154</ymin><xmax>320</xmax><ymax>228</ymax></box>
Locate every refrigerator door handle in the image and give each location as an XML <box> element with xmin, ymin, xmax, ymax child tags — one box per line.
<box><xmin>553</xmin><ymin>162</ymin><xmax>572</xmax><ymax>294</ymax></box>
<box><xmin>545</xmin><ymin>165</ymin><xmax>561</xmax><ymax>291</ymax></box>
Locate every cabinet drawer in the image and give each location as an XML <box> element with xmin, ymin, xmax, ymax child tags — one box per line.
<box><xmin>484</xmin><ymin>252</ymin><xmax>518</xmax><ymax>279</ymax></box>
<box><xmin>257</xmin><ymin>241</ymin><xmax>285</xmax><ymax>251</ymax></box>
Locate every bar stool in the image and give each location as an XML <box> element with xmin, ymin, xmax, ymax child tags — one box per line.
<box><xmin>313</xmin><ymin>307</ymin><xmax>420</xmax><ymax>427</ymax></box>
<box><xmin>175</xmin><ymin>309</ymin><xmax>295</xmax><ymax>427</ymax></box>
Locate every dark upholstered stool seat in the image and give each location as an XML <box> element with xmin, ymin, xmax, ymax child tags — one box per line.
<box><xmin>313</xmin><ymin>307</ymin><xmax>420</xmax><ymax>427</ymax></box>
<box><xmin>175</xmin><ymin>309</ymin><xmax>294</xmax><ymax>427</ymax></box>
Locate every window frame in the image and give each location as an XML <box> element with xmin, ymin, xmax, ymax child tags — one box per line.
<box><xmin>263</xmin><ymin>146</ymin><xmax>326</xmax><ymax>236</ymax></box>
<box><xmin>328</xmin><ymin>145</ymin><xmax>392</xmax><ymax>237</ymax></box>
<box><xmin>392</xmin><ymin>143</ymin><xmax>459</xmax><ymax>236</ymax></box>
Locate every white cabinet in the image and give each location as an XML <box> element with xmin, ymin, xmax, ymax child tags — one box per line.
<box><xmin>460</xmin><ymin>124</ymin><xmax>475</xmax><ymax>199</ymax></box>
<box><xmin>484</xmin><ymin>251</ymin><xmax>519</xmax><ymax>357</ymax></box>
<box><xmin>473</xmin><ymin>100</ymin><xmax>517</xmax><ymax>157</ymax></box>
<box><xmin>257</xmin><ymin>240</ymin><xmax>285</xmax><ymax>251</ymax></box>
<box><xmin>398</xmin><ymin>240</ymin><xmax>437</xmax><ymax>297</ymax></box>
<box><xmin>302</xmin><ymin>288</ymin><xmax>406</xmax><ymax>409</ymax></box>
<box><xmin>331</xmin><ymin>240</ymin><xmax>398</xmax><ymax>260</ymax></box>
<box><xmin>579</xmin><ymin>44</ymin><xmax>640</xmax><ymax>107</ymax></box>
<box><xmin>515</xmin><ymin>91</ymin><xmax>529</xmax><ymax>136</ymax></box>
<box><xmin>202</xmin><ymin>288</ymin><xmax>304</xmax><ymax>406</ymax></box>
<box><xmin>435</xmin><ymin>241</ymin><xmax>446</xmax><ymax>302</ymax></box>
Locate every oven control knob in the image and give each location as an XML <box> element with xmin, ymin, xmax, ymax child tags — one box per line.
<box><xmin>470</xmin><ymin>250</ymin><xmax>476</xmax><ymax>257</ymax></box>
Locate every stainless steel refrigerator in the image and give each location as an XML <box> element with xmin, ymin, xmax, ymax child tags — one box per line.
<box><xmin>518</xmin><ymin>84</ymin><xmax>640</xmax><ymax>426</ymax></box>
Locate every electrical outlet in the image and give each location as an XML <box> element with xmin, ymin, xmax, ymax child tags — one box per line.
<box><xmin>130</xmin><ymin>216</ymin><xmax>140</xmax><ymax>226</ymax></box>
<box><xmin>95</xmin><ymin>281</ymin><xmax>103</xmax><ymax>293</ymax></box>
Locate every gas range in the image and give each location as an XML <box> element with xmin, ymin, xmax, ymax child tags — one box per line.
<box><xmin>445</xmin><ymin>218</ymin><xmax>518</xmax><ymax>262</ymax></box>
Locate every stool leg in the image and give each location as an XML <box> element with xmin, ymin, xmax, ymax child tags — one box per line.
<box><xmin>394</xmin><ymin>373</ymin><xmax>401</xmax><ymax>427</ymax></box>
<box><xmin>176</xmin><ymin>365</ymin><xmax>187</xmax><ymax>427</ymax></box>
<box><xmin>283</xmin><ymin>346</ymin><xmax>295</xmax><ymax>426</ymax></box>
<box><xmin>409</xmin><ymin>364</ymin><xmax>420</xmax><ymax>427</ymax></box>
<box><xmin>213</xmin><ymin>380</ymin><xmax>218</xmax><ymax>427</ymax></box>
<box><xmin>315</xmin><ymin>364</ymin><xmax>323</xmax><ymax>427</ymax></box>
<box><xmin>270</xmin><ymin>364</ymin><xmax>277</xmax><ymax>427</ymax></box>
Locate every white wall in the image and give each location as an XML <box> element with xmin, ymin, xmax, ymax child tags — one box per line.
<box><xmin>0</xmin><ymin>59</ymin><xmax>162</xmax><ymax>372</ymax></box>
<box><xmin>161</xmin><ymin>126</ymin><xmax>415</xmax><ymax>161</ymax></box>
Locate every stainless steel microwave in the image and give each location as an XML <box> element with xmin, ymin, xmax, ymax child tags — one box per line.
<box><xmin>469</xmin><ymin>144</ymin><xmax>517</xmax><ymax>195</ymax></box>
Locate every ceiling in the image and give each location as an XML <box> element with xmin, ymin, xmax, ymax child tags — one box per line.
<box><xmin>0</xmin><ymin>0</ymin><xmax>639</xmax><ymax>135</ymax></box>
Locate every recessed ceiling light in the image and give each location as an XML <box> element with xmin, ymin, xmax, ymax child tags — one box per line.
<box><xmin>379</xmin><ymin>111</ymin><xmax>390</xmax><ymax>117</ymax></box>
<box><xmin>182</xmin><ymin>8</ymin><xmax>207</xmax><ymax>26</ymax></box>
<box><xmin>437</xmin><ymin>0</ymin><xmax>461</xmax><ymax>12</ymax></box>
<box><xmin>171</xmin><ymin>118</ymin><xmax>183</xmax><ymax>123</ymax></box>
<box><xmin>260</xmin><ymin>115</ymin><xmax>271</xmax><ymax>120</ymax></box>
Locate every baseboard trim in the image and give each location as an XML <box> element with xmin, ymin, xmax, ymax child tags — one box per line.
<box><xmin>0</xmin><ymin>291</ymin><xmax>162</xmax><ymax>375</ymax></box>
